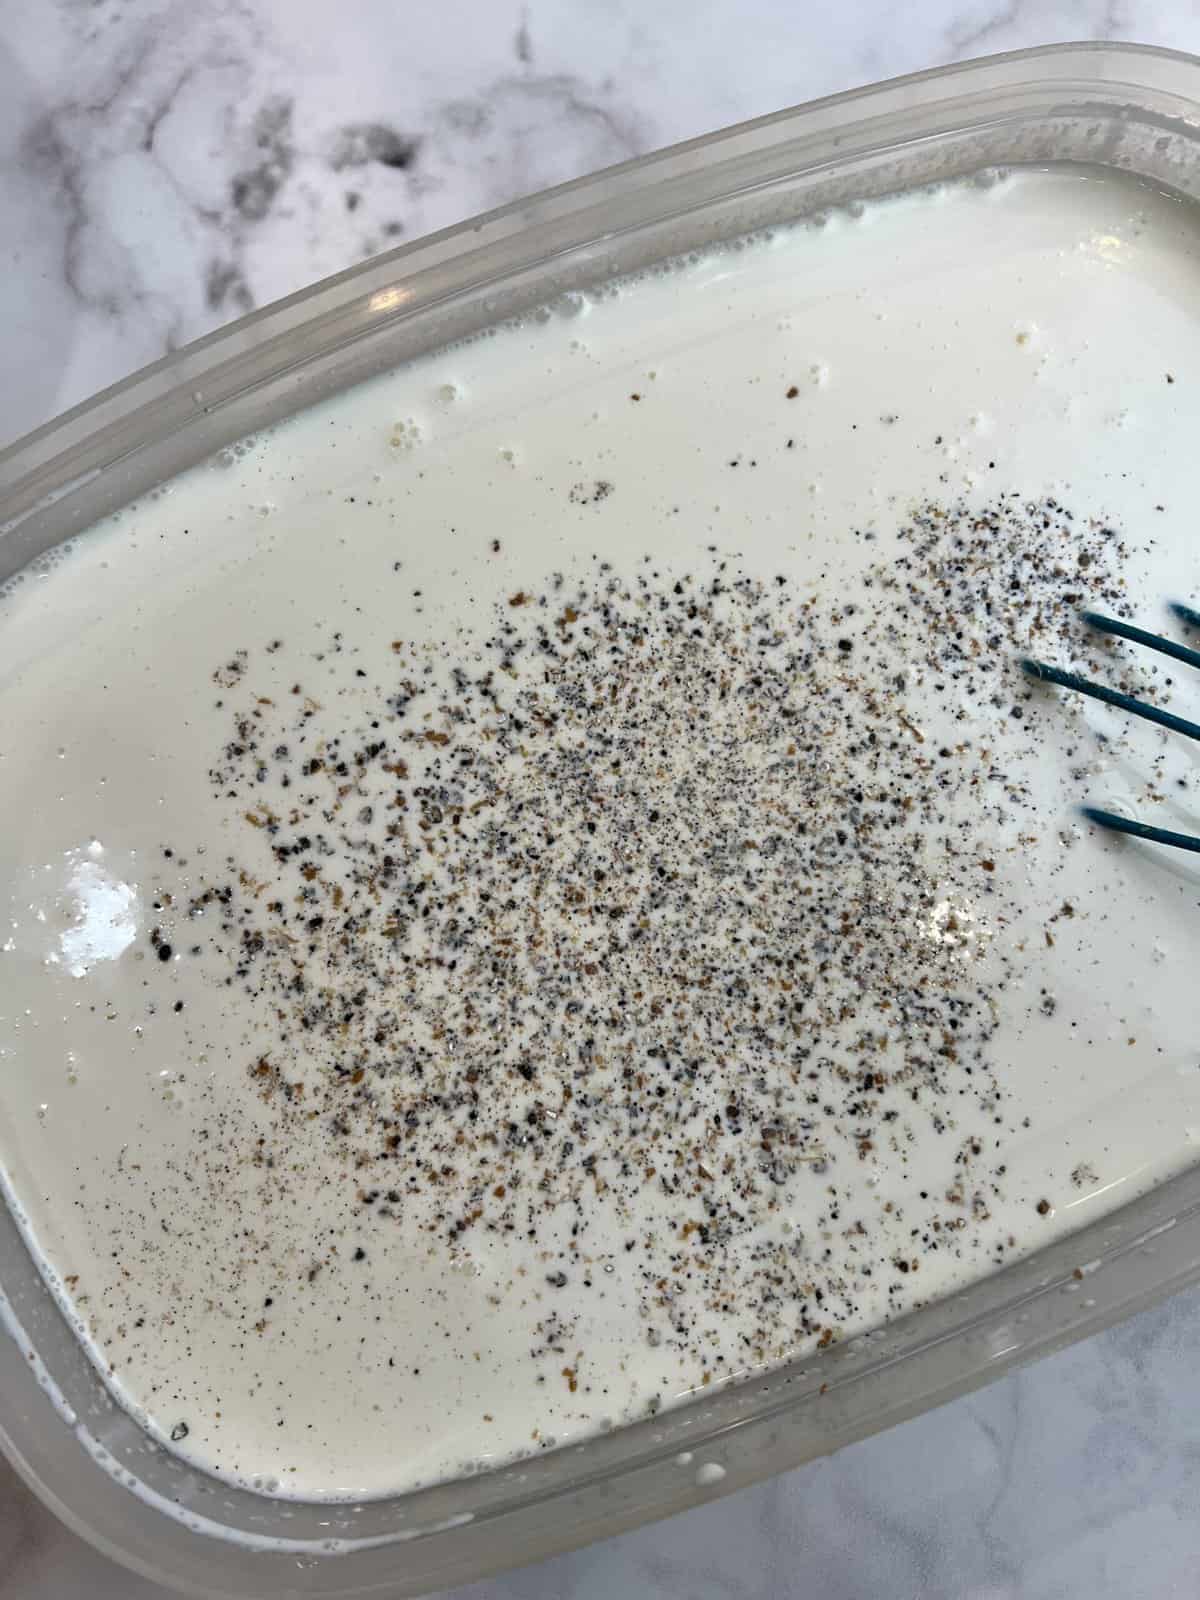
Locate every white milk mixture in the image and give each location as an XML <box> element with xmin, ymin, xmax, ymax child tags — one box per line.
<box><xmin>1</xmin><ymin>168</ymin><xmax>1199</xmax><ymax>1500</ymax></box>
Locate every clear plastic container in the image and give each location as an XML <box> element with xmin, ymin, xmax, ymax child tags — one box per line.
<box><xmin>3</xmin><ymin>40</ymin><xmax>1200</xmax><ymax>1599</ymax></box>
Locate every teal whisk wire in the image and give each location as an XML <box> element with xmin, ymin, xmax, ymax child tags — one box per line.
<box><xmin>1080</xmin><ymin>609</ymin><xmax>1200</xmax><ymax>672</ymax></box>
<box><xmin>1079</xmin><ymin>807</ymin><xmax>1200</xmax><ymax>854</ymax></box>
<box><xmin>1021</xmin><ymin>605</ymin><xmax>1199</xmax><ymax>852</ymax></box>
<box><xmin>1018</xmin><ymin>658</ymin><xmax>1200</xmax><ymax>743</ymax></box>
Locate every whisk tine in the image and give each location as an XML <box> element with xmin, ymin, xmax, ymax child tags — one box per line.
<box><xmin>1019</xmin><ymin>658</ymin><xmax>1200</xmax><ymax>743</ymax></box>
<box><xmin>1021</xmin><ymin>603</ymin><xmax>1200</xmax><ymax>853</ymax></box>
<box><xmin>1081</xmin><ymin>808</ymin><xmax>1200</xmax><ymax>854</ymax></box>
<box><xmin>1081</xmin><ymin>610</ymin><xmax>1200</xmax><ymax>671</ymax></box>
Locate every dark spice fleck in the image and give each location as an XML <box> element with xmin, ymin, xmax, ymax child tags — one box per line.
<box><xmin>138</xmin><ymin>490</ymin><xmax>1133</xmax><ymax>1413</ymax></box>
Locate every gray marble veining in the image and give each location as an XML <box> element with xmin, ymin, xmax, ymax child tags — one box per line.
<box><xmin>1</xmin><ymin>0</ymin><xmax>1193</xmax><ymax>451</ymax></box>
<box><xmin>3</xmin><ymin>2</ymin><xmax>1200</xmax><ymax>1596</ymax></box>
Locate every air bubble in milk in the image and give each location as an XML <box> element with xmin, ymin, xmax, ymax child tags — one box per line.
<box><xmin>389</xmin><ymin>418</ymin><xmax>424</xmax><ymax>452</ymax></box>
<box><xmin>157</xmin><ymin>1067</ymin><xmax>187</xmax><ymax>1109</ymax></box>
<box><xmin>215</xmin><ymin>436</ymin><xmax>258</xmax><ymax>469</ymax></box>
<box><xmin>552</xmin><ymin>292</ymin><xmax>588</xmax><ymax>319</ymax></box>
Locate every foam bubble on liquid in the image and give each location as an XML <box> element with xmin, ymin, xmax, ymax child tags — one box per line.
<box><xmin>389</xmin><ymin>418</ymin><xmax>424</xmax><ymax>451</ymax></box>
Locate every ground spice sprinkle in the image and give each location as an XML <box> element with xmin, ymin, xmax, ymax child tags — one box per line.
<box><xmin>133</xmin><ymin>495</ymin><xmax>1139</xmax><ymax>1381</ymax></box>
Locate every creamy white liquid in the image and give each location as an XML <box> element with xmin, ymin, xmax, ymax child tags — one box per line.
<box><xmin>1</xmin><ymin>167</ymin><xmax>1199</xmax><ymax>1501</ymax></box>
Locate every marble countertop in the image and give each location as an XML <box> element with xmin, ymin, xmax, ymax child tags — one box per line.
<box><xmin>3</xmin><ymin>2</ymin><xmax>1200</xmax><ymax>1596</ymax></box>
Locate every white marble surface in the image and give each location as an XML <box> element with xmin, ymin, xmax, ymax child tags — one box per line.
<box><xmin>3</xmin><ymin>1</ymin><xmax>1200</xmax><ymax>1595</ymax></box>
